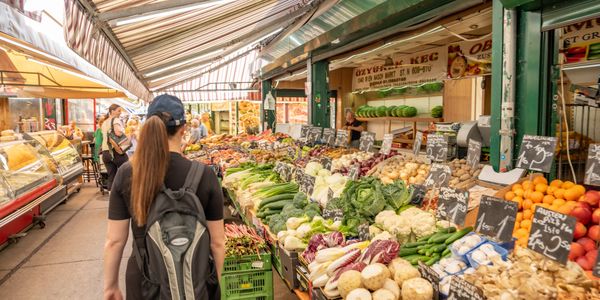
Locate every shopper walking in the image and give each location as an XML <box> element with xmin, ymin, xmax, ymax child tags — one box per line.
<box><xmin>101</xmin><ymin>104</ymin><xmax>129</xmax><ymax>191</ymax></box>
<box><xmin>103</xmin><ymin>94</ymin><xmax>224</xmax><ymax>300</ymax></box>
<box><xmin>94</xmin><ymin>116</ymin><xmax>106</xmax><ymax>163</ymax></box>
<box><xmin>344</xmin><ymin>109</ymin><xmax>364</xmax><ymax>148</ymax></box>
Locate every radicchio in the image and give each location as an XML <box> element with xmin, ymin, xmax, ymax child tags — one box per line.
<box><xmin>324</xmin><ymin>231</ymin><xmax>345</xmax><ymax>247</ymax></box>
<box><xmin>302</xmin><ymin>232</ymin><xmax>346</xmax><ymax>263</ymax></box>
<box><xmin>359</xmin><ymin>239</ymin><xmax>400</xmax><ymax>264</ymax></box>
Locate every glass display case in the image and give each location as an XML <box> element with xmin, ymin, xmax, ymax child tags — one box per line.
<box><xmin>24</xmin><ymin>131</ymin><xmax>83</xmax><ymax>180</ymax></box>
<box><xmin>0</xmin><ymin>140</ymin><xmax>55</xmax><ymax>208</ymax></box>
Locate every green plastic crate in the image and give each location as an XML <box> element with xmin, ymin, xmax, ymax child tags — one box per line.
<box><xmin>270</xmin><ymin>243</ymin><xmax>282</xmax><ymax>276</ymax></box>
<box><xmin>221</xmin><ymin>270</ymin><xmax>273</xmax><ymax>300</ymax></box>
<box><xmin>224</xmin><ymin>253</ymin><xmax>271</xmax><ymax>273</ymax></box>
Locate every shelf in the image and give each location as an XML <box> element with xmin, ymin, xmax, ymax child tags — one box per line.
<box><xmin>356</xmin><ymin>117</ymin><xmax>443</xmax><ymax>123</ymax></box>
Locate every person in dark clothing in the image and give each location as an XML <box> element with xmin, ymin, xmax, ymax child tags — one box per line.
<box><xmin>103</xmin><ymin>95</ymin><xmax>225</xmax><ymax>300</ymax></box>
<box><xmin>344</xmin><ymin>109</ymin><xmax>364</xmax><ymax>148</ymax></box>
<box><xmin>101</xmin><ymin>104</ymin><xmax>128</xmax><ymax>191</ymax></box>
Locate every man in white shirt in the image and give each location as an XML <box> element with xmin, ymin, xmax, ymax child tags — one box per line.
<box><xmin>101</xmin><ymin>104</ymin><xmax>128</xmax><ymax>191</ymax></box>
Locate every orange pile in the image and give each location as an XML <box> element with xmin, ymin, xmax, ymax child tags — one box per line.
<box><xmin>504</xmin><ymin>177</ymin><xmax>587</xmax><ymax>247</ymax></box>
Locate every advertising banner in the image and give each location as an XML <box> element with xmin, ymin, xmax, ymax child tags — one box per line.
<box><xmin>447</xmin><ymin>38</ymin><xmax>492</xmax><ymax>79</ymax></box>
<box><xmin>561</xmin><ymin>18</ymin><xmax>600</xmax><ymax>64</ymax></box>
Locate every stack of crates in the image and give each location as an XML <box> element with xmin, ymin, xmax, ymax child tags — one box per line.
<box><xmin>221</xmin><ymin>253</ymin><xmax>273</xmax><ymax>300</ymax></box>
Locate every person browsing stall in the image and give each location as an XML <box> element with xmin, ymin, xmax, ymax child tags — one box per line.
<box><xmin>103</xmin><ymin>94</ymin><xmax>224</xmax><ymax>300</ymax></box>
<box><xmin>101</xmin><ymin>104</ymin><xmax>129</xmax><ymax>191</ymax></box>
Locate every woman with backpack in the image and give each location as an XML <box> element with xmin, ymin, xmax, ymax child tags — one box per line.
<box><xmin>103</xmin><ymin>94</ymin><xmax>224</xmax><ymax>300</ymax></box>
<box><xmin>101</xmin><ymin>104</ymin><xmax>129</xmax><ymax>191</ymax></box>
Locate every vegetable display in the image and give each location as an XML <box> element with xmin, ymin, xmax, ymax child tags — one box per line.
<box><xmin>224</xmin><ymin>224</ymin><xmax>267</xmax><ymax>256</ymax></box>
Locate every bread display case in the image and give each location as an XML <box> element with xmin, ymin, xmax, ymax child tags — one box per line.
<box><xmin>24</xmin><ymin>131</ymin><xmax>83</xmax><ymax>197</ymax></box>
<box><xmin>0</xmin><ymin>140</ymin><xmax>60</xmax><ymax>247</ymax></box>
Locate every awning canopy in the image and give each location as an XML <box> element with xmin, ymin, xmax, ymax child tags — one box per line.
<box><xmin>65</xmin><ymin>0</ymin><xmax>321</xmax><ymax>98</ymax></box>
<box><xmin>0</xmin><ymin>2</ymin><xmax>131</xmax><ymax>99</ymax></box>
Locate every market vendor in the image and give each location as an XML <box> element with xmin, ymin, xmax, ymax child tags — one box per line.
<box><xmin>344</xmin><ymin>109</ymin><xmax>364</xmax><ymax>148</ymax></box>
<box><xmin>188</xmin><ymin>118</ymin><xmax>207</xmax><ymax>144</ymax></box>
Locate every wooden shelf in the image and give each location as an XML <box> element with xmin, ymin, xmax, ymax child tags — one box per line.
<box><xmin>356</xmin><ymin>117</ymin><xmax>443</xmax><ymax>123</ymax></box>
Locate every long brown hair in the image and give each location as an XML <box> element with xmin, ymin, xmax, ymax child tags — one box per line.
<box><xmin>131</xmin><ymin>114</ymin><xmax>171</xmax><ymax>226</ymax></box>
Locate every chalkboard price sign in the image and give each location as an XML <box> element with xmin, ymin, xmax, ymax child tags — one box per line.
<box><xmin>322</xmin><ymin>128</ymin><xmax>336</xmax><ymax>146</ymax></box>
<box><xmin>475</xmin><ymin>195</ymin><xmax>518</xmax><ymax>242</ymax></box>
<box><xmin>323</xmin><ymin>207</ymin><xmax>343</xmax><ymax>222</ymax></box>
<box><xmin>320</xmin><ymin>157</ymin><xmax>332</xmax><ymax>170</ymax></box>
<box><xmin>516</xmin><ymin>135</ymin><xmax>558</xmax><ymax>173</ymax></box>
<box><xmin>448</xmin><ymin>276</ymin><xmax>485</xmax><ymax>300</ymax></box>
<box><xmin>358</xmin><ymin>223</ymin><xmax>370</xmax><ymax>241</ymax></box>
<box><xmin>349</xmin><ymin>164</ymin><xmax>360</xmax><ymax>180</ymax></box>
<box><xmin>527</xmin><ymin>206</ymin><xmax>576</xmax><ymax>265</ymax></box>
<box><xmin>466</xmin><ymin>139</ymin><xmax>482</xmax><ymax>169</ymax></box>
<box><xmin>359</xmin><ymin>131</ymin><xmax>376</xmax><ymax>152</ymax></box>
<box><xmin>437</xmin><ymin>187</ymin><xmax>469</xmax><ymax>226</ymax></box>
<box><xmin>307</xmin><ymin>127</ymin><xmax>322</xmax><ymax>144</ymax></box>
<box><xmin>418</xmin><ymin>261</ymin><xmax>440</xmax><ymax>300</ymax></box>
<box><xmin>335</xmin><ymin>130</ymin><xmax>349</xmax><ymax>147</ymax></box>
<box><xmin>380</xmin><ymin>133</ymin><xmax>393</xmax><ymax>155</ymax></box>
<box><xmin>584</xmin><ymin>144</ymin><xmax>600</xmax><ymax>186</ymax></box>
<box><xmin>424</xmin><ymin>164</ymin><xmax>451</xmax><ymax>189</ymax></box>
<box><xmin>294</xmin><ymin>167</ymin><xmax>304</xmax><ymax>183</ymax></box>
<box><xmin>300</xmin><ymin>125</ymin><xmax>310</xmax><ymax>139</ymax></box>
<box><xmin>410</xmin><ymin>184</ymin><xmax>427</xmax><ymax>206</ymax></box>
<box><xmin>300</xmin><ymin>173</ymin><xmax>315</xmax><ymax>196</ymax></box>
<box><xmin>426</xmin><ymin>134</ymin><xmax>448</xmax><ymax>162</ymax></box>
<box><xmin>413</xmin><ymin>131</ymin><xmax>423</xmax><ymax>156</ymax></box>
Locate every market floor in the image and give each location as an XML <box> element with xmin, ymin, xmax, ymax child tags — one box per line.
<box><xmin>0</xmin><ymin>183</ymin><xmax>296</xmax><ymax>299</ymax></box>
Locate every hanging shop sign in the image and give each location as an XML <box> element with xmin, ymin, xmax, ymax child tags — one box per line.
<box><xmin>352</xmin><ymin>47</ymin><xmax>447</xmax><ymax>91</ymax></box>
<box><xmin>447</xmin><ymin>39</ymin><xmax>492</xmax><ymax>79</ymax></box>
<box><xmin>561</xmin><ymin>18</ymin><xmax>600</xmax><ymax>64</ymax></box>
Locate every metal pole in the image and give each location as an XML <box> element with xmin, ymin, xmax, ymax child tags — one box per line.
<box><xmin>499</xmin><ymin>8</ymin><xmax>516</xmax><ymax>172</ymax></box>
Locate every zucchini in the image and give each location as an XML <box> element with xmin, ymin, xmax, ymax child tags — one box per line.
<box><xmin>258</xmin><ymin>194</ymin><xmax>296</xmax><ymax>209</ymax></box>
<box><xmin>442</xmin><ymin>250</ymin><xmax>452</xmax><ymax>258</ymax></box>
<box><xmin>444</xmin><ymin>227</ymin><xmax>473</xmax><ymax>245</ymax></box>
<box><xmin>259</xmin><ymin>200</ymin><xmax>292</xmax><ymax>211</ymax></box>
<box><xmin>399</xmin><ymin>247</ymin><xmax>419</xmax><ymax>256</ymax></box>
<box><xmin>401</xmin><ymin>254</ymin><xmax>423</xmax><ymax>261</ymax></box>
<box><xmin>427</xmin><ymin>232</ymin><xmax>447</xmax><ymax>243</ymax></box>
<box><xmin>409</xmin><ymin>255</ymin><xmax>430</xmax><ymax>264</ymax></box>
<box><xmin>404</xmin><ymin>241</ymin><xmax>428</xmax><ymax>248</ymax></box>
<box><xmin>438</xmin><ymin>227</ymin><xmax>457</xmax><ymax>234</ymax></box>
<box><xmin>417</xmin><ymin>232</ymin><xmax>436</xmax><ymax>242</ymax></box>
<box><xmin>430</xmin><ymin>233</ymin><xmax>455</xmax><ymax>244</ymax></box>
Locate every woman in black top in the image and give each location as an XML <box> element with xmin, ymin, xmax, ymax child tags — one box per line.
<box><xmin>103</xmin><ymin>94</ymin><xmax>225</xmax><ymax>300</ymax></box>
<box><xmin>344</xmin><ymin>110</ymin><xmax>364</xmax><ymax>148</ymax></box>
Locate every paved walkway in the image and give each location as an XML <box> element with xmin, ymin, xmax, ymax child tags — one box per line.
<box><xmin>0</xmin><ymin>183</ymin><xmax>295</xmax><ymax>299</ymax></box>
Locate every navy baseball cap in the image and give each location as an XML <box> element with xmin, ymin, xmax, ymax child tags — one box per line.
<box><xmin>147</xmin><ymin>94</ymin><xmax>186</xmax><ymax>126</ymax></box>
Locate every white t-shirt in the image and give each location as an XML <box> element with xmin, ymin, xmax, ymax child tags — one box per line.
<box><xmin>101</xmin><ymin>117</ymin><xmax>124</xmax><ymax>151</ymax></box>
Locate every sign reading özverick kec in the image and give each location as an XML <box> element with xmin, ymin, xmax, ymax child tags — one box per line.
<box><xmin>516</xmin><ymin>135</ymin><xmax>558</xmax><ymax>173</ymax></box>
<box><xmin>527</xmin><ymin>206</ymin><xmax>576</xmax><ymax>265</ymax></box>
<box><xmin>306</xmin><ymin>127</ymin><xmax>322</xmax><ymax>145</ymax></box>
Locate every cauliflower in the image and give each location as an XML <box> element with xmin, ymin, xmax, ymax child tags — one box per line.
<box><xmin>372</xmin><ymin>231</ymin><xmax>395</xmax><ymax>241</ymax></box>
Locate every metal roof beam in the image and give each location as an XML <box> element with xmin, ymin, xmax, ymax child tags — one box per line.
<box><xmin>97</xmin><ymin>0</ymin><xmax>219</xmax><ymax>22</ymax></box>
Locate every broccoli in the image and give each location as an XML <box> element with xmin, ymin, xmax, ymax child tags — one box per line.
<box><xmin>268</xmin><ymin>215</ymin><xmax>287</xmax><ymax>234</ymax></box>
<box><xmin>280</xmin><ymin>208</ymin><xmax>305</xmax><ymax>220</ymax></box>
<box><xmin>293</xmin><ymin>192</ymin><xmax>308</xmax><ymax>209</ymax></box>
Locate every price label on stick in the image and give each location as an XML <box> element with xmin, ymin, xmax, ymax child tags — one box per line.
<box><xmin>413</xmin><ymin>131</ymin><xmax>423</xmax><ymax>156</ymax></box>
<box><xmin>418</xmin><ymin>262</ymin><xmax>440</xmax><ymax>300</ymax></box>
<box><xmin>300</xmin><ymin>174</ymin><xmax>315</xmax><ymax>195</ymax></box>
<box><xmin>448</xmin><ymin>276</ymin><xmax>485</xmax><ymax>300</ymax></box>
<box><xmin>475</xmin><ymin>195</ymin><xmax>518</xmax><ymax>243</ymax></box>
<box><xmin>424</xmin><ymin>164</ymin><xmax>451</xmax><ymax>189</ymax></box>
<box><xmin>466</xmin><ymin>139</ymin><xmax>482</xmax><ymax>169</ymax></box>
<box><xmin>527</xmin><ymin>206</ymin><xmax>576</xmax><ymax>265</ymax></box>
<box><xmin>307</xmin><ymin>127</ymin><xmax>322</xmax><ymax>145</ymax></box>
<box><xmin>322</xmin><ymin>128</ymin><xmax>336</xmax><ymax>146</ymax></box>
<box><xmin>426</xmin><ymin>134</ymin><xmax>448</xmax><ymax>162</ymax></box>
<box><xmin>358</xmin><ymin>223</ymin><xmax>370</xmax><ymax>241</ymax></box>
<box><xmin>359</xmin><ymin>131</ymin><xmax>376</xmax><ymax>152</ymax></box>
<box><xmin>335</xmin><ymin>130</ymin><xmax>349</xmax><ymax>147</ymax></box>
<box><xmin>437</xmin><ymin>187</ymin><xmax>469</xmax><ymax>226</ymax></box>
<box><xmin>349</xmin><ymin>164</ymin><xmax>360</xmax><ymax>180</ymax></box>
<box><xmin>300</xmin><ymin>125</ymin><xmax>310</xmax><ymax>140</ymax></box>
<box><xmin>516</xmin><ymin>135</ymin><xmax>558</xmax><ymax>173</ymax></box>
<box><xmin>320</xmin><ymin>157</ymin><xmax>332</xmax><ymax>170</ymax></box>
<box><xmin>584</xmin><ymin>144</ymin><xmax>600</xmax><ymax>186</ymax></box>
<box><xmin>294</xmin><ymin>167</ymin><xmax>304</xmax><ymax>183</ymax></box>
<box><xmin>380</xmin><ymin>133</ymin><xmax>393</xmax><ymax>155</ymax></box>
<box><xmin>410</xmin><ymin>184</ymin><xmax>427</xmax><ymax>206</ymax></box>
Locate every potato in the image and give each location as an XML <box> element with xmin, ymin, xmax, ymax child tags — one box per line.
<box><xmin>459</xmin><ymin>174</ymin><xmax>471</xmax><ymax>181</ymax></box>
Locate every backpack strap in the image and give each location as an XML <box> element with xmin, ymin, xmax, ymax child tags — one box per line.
<box><xmin>183</xmin><ymin>161</ymin><xmax>204</xmax><ymax>194</ymax></box>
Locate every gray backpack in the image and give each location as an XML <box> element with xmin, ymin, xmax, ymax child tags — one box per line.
<box><xmin>132</xmin><ymin>162</ymin><xmax>219</xmax><ymax>299</ymax></box>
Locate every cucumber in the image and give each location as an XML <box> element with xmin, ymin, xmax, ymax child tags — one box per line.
<box><xmin>404</xmin><ymin>241</ymin><xmax>428</xmax><ymax>248</ymax></box>
<box><xmin>438</xmin><ymin>227</ymin><xmax>457</xmax><ymax>234</ymax></box>
<box><xmin>418</xmin><ymin>232</ymin><xmax>436</xmax><ymax>242</ymax></box>
<box><xmin>401</xmin><ymin>254</ymin><xmax>423</xmax><ymax>261</ymax></box>
<box><xmin>432</xmin><ymin>244</ymin><xmax>447</xmax><ymax>253</ymax></box>
<box><xmin>431</xmin><ymin>233</ymin><xmax>455</xmax><ymax>244</ymax></box>
<box><xmin>442</xmin><ymin>247</ymin><xmax>451</xmax><ymax>257</ymax></box>
<box><xmin>399</xmin><ymin>247</ymin><xmax>419</xmax><ymax>256</ymax></box>
<box><xmin>258</xmin><ymin>194</ymin><xmax>296</xmax><ymax>209</ymax></box>
<box><xmin>427</xmin><ymin>232</ymin><xmax>447</xmax><ymax>243</ymax></box>
<box><xmin>418</xmin><ymin>248</ymin><xmax>427</xmax><ymax>255</ymax></box>
<box><xmin>259</xmin><ymin>200</ymin><xmax>292</xmax><ymax>211</ymax></box>
<box><xmin>442</xmin><ymin>250</ymin><xmax>452</xmax><ymax>258</ymax></box>
<box><xmin>444</xmin><ymin>227</ymin><xmax>473</xmax><ymax>245</ymax></box>
<box><xmin>425</xmin><ymin>254</ymin><xmax>441</xmax><ymax>266</ymax></box>
<box><xmin>409</xmin><ymin>255</ymin><xmax>430</xmax><ymax>264</ymax></box>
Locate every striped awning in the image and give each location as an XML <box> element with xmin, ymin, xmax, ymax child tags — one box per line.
<box><xmin>64</xmin><ymin>0</ymin><xmax>321</xmax><ymax>101</ymax></box>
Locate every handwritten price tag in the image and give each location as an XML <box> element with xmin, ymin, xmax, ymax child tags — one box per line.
<box><xmin>584</xmin><ymin>144</ymin><xmax>600</xmax><ymax>186</ymax></box>
<box><xmin>516</xmin><ymin>135</ymin><xmax>558</xmax><ymax>173</ymax></box>
<box><xmin>335</xmin><ymin>130</ymin><xmax>349</xmax><ymax>147</ymax></box>
<box><xmin>527</xmin><ymin>206</ymin><xmax>576</xmax><ymax>265</ymax></box>
<box><xmin>380</xmin><ymin>133</ymin><xmax>393</xmax><ymax>155</ymax></box>
<box><xmin>413</xmin><ymin>131</ymin><xmax>423</xmax><ymax>156</ymax></box>
<box><xmin>424</xmin><ymin>164</ymin><xmax>451</xmax><ymax>189</ymax></box>
<box><xmin>475</xmin><ymin>195</ymin><xmax>518</xmax><ymax>243</ymax></box>
<box><xmin>437</xmin><ymin>187</ymin><xmax>469</xmax><ymax>226</ymax></box>
<box><xmin>359</xmin><ymin>131</ymin><xmax>376</xmax><ymax>152</ymax></box>
<box><xmin>322</xmin><ymin>128</ymin><xmax>336</xmax><ymax>146</ymax></box>
<box><xmin>418</xmin><ymin>261</ymin><xmax>440</xmax><ymax>300</ymax></box>
<box><xmin>448</xmin><ymin>276</ymin><xmax>485</xmax><ymax>300</ymax></box>
<box><xmin>466</xmin><ymin>139</ymin><xmax>482</xmax><ymax>169</ymax></box>
<box><xmin>426</xmin><ymin>134</ymin><xmax>448</xmax><ymax>162</ymax></box>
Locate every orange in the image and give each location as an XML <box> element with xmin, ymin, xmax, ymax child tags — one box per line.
<box><xmin>562</xmin><ymin>181</ymin><xmax>575</xmax><ymax>189</ymax></box>
<box><xmin>573</xmin><ymin>184</ymin><xmax>586</xmax><ymax>196</ymax></box>
<box><xmin>514</xmin><ymin>188</ymin><xmax>525</xmax><ymax>197</ymax></box>
<box><xmin>522</xmin><ymin>199</ymin><xmax>533</xmax><ymax>210</ymax></box>
<box><xmin>565</xmin><ymin>200</ymin><xmax>578</xmax><ymax>208</ymax></box>
<box><xmin>517</xmin><ymin>237</ymin><xmax>528</xmax><ymax>247</ymax></box>
<box><xmin>564</xmin><ymin>188</ymin><xmax>580</xmax><ymax>202</ymax></box>
<box><xmin>546</xmin><ymin>186</ymin><xmax>557</xmax><ymax>196</ymax></box>
<box><xmin>533</xmin><ymin>176</ymin><xmax>548</xmax><ymax>185</ymax></box>
<box><xmin>554</xmin><ymin>188</ymin><xmax>566</xmax><ymax>199</ymax></box>
<box><xmin>530</xmin><ymin>191</ymin><xmax>544</xmax><ymax>203</ymax></box>
<box><xmin>550</xmin><ymin>179</ymin><xmax>563</xmax><ymax>188</ymax></box>
<box><xmin>543</xmin><ymin>195</ymin><xmax>555</xmax><ymax>205</ymax></box>
<box><xmin>541</xmin><ymin>203</ymin><xmax>551</xmax><ymax>209</ymax></box>
<box><xmin>524</xmin><ymin>189</ymin><xmax>532</xmax><ymax>200</ymax></box>
<box><xmin>512</xmin><ymin>183</ymin><xmax>523</xmax><ymax>192</ymax></box>
<box><xmin>513</xmin><ymin>196</ymin><xmax>524</xmax><ymax>210</ymax></box>
<box><xmin>515</xmin><ymin>228</ymin><xmax>530</xmax><ymax>239</ymax></box>
<box><xmin>558</xmin><ymin>205</ymin><xmax>572</xmax><ymax>215</ymax></box>
<box><xmin>516</xmin><ymin>212</ymin><xmax>523</xmax><ymax>223</ymax></box>
<box><xmin>550</xmin><ymin>204</ymin><xmax>560</xmax><ymax>212</ymax></box>
<box><xmin>504</xmin><ymin>191</ymin><xmax>516</xmax><ymax>201</ymax></box>
<box><xmin>552</xmin><ymin>198</ymin><xmax>566</xmax><ymax>207</ymax></box>
<box><xmin>523</xmin><ymin>209</ymin><xmax>533</xmax><ymax>220</ymax></box>
<box><xmin>522</xmin><ymin>180</ymin><xmax>534</xmax><ymax>190</ymax></box>
<box><xmin>521</xmin><ymin>219</ymin><xmax>532</xmax><ymax>230</ymax></box>
<box><xmin>535</xmin><ymin>184</ymin><xmax>548</xmax><ymax>194</ymax></box>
